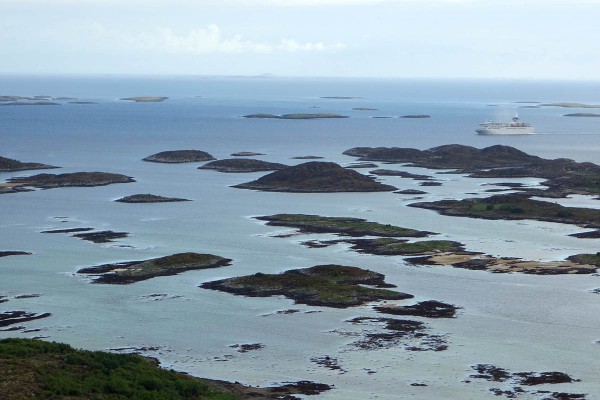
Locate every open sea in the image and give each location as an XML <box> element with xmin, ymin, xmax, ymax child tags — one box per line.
<box><xmin>1</xmin><ymin>75</ymin><xmax>600</xmax><ymax>399</ymax></box>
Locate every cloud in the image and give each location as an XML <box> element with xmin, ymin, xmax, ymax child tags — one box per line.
<box><xmin>156</xmin><ymin>25</ymin><xmax>272</xmax><ymax>54</ymax></box>
<box><xmin>92</xmin><ymin>24</ymin><xmax>345</xmax><ymax>54</ymax></box>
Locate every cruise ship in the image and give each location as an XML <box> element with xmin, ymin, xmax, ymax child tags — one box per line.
<box><xmin>476</xmin><ymin>116</ymin><xmax>534</xmax><ymax>135</ymax></box>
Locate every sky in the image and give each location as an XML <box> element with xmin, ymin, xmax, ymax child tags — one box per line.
<box><xmin>2</xmin><ymin>0</ymin><xmax>599</xmax><ymax>80</ymax></box>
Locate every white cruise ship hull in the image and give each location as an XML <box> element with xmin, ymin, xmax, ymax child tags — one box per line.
<box><xmin>476</xmin><ymin>127</ymin><xmax>535</xmax><ymax>135</ymax></box>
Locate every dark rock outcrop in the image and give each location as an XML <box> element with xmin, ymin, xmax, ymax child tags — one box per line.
<box><xmin>0</xmin><ymin>251</ymin><xmax>31</xmax><ymax>257</ymax></box>
<box><xmin>375</xmin><ymin>300</ymin><xmax>459</xmax><ymax>318</ymax></box>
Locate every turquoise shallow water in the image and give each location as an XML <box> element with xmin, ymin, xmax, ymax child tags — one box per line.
<box><xmin>1</xmin><ymin>76</ymin><xmax>600</xmax><ymax>399</ymax></box>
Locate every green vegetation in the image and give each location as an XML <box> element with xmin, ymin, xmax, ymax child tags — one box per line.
<box><xmin>78</xmin><ymin>252</ymin><xmax>232</xmax><ymax>284</ymax></box>
<box><xmin>201</xmin><ymin>264</ymin><xmax>412</xmax><ymax>308</ymax></box>
<box><xmin>348</xmin><ymin>238</ymin><xmax>465</xmax><ymax>256</ymax></box>
<box><xmin>0</xmin><ymin>338</ymin><xmax>237</xmax><ymax>400</ymax></box>
<box><xmin>548</xmin><ymin>171</ymin><xmax>600</xmax><ymax>196</ymax></box>
<box><xmin>567</xmin><ymin>252</ymin><xmax>600</xmax><ymax>266</ymax></box>
<box><xmin>256</xmin><ymin>213</ymin><xmax>432</xmax><ymax>237</ymax></box>
<box><xmin>410</xmin><ymin>194</ymin><xmax>600</xmax><ymax>228</ymax></box>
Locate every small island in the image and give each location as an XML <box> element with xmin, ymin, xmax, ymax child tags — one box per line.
<box><xmin>0</xmin><ymin>156</ymin><xmax>58</xmax><ymax>172</ymax></box>
<box><xmin>401</xmin><ymin>114</ymin><xmax>431</xmax><ymax>118</ymax></box>
<box><xmin>255</xmin><ymin>214</ymin><xmax>433</xmax><ymax>237</ymax></box>
<box><xmin>201</xmin><ymin>264</ymin><xmax>412</xmax><ymax>308</ymax></box>
<box><xmin>375</xmin><ymin>300</ymin><xmax>459</xmax><ymax>318</ymax></box>
<box><xmin>78</xmin><ymin>252</ymin><xmax>232</xmax><ymax>284</ymax></box>
<box><xmin>242</xmin><ymin>113</ymin><xmax>349</xmax><ymax>119</ymax></box>
<box><xmin>395</xmin><ymin>189</ymin><xmax>428</xmax><ymax>195</ymax></box>
<box><xmin>199</xmin><ymin>159</ymin><xmax>287</xmax><ymax>173</ymax></box>
<box><xmin>233</xmin><ymin>161</ymin><xmax>397</xmax><ymax>192</ymax></box>
<box><xmin>0</xmin><ymin>311</ymin><xmax>51</xmax><ymax>328</ymax></box>
<box><xmin>72</xmin><ymin>230</ymin><xmax>129</xmax><ymax>243</ymax></box>
<box><xmin>563</xmin><ymin>113</ymin><xmax>600</xmax><ymax>117</ymax></box>
<box><xmin>6</xmin><ymin>172</ymin><xmax>135</xmax><ymax>190</ymax></box>
<box><xmin>120</xmin><ymin>96</ymin><xmax>168</xmax><ymax>102</ymax></box>
<box><xmin>42</xmin><ymin>227</ymin><xmax>94</xmax><ymax>234</ymax></box>
<box><xmin>142</xmin><ymin>150</ymin><xmax>215</xmax><ymax>163</ymax></box>
<box><xmin>352</xmin><ymin>107</ymin><xmax>378</xmax><ymax>111</ymax></box>
<box><xmin>115</xmin><ymin>194</ymin><xmax>191</xmax><ymax>203</ymax></box>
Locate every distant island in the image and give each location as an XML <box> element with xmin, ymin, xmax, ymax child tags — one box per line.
<box><xmin>0</xmin><ymin>101</ymin><xmax>59</xmax><ymax>106</ymax></box>
<box><xmin>563</xmin><ymin>113</ymin><xmax>600</xmax><ymax>117</ymax></box>
<box><xmin>230</xmin><ymin>151</ymin><xmax>265</xmax><ymax>157</ymax></box>
<box><xmin>233</xmin><ymin>161</ymin><xmax>397</xmax><ymax>192</ymax></box>
<box><xmin>78</xmin><ymin>252</ymin><xmax>232</xmax><ymax>284</ymax></box>
<box><xmin>352</xmin><ymin>107</ymin><xmax>378</xmax><ymax>111</ymax></box>
<box><xmin>143</xmin><ymin>150</ymin><xmax>215</xmax><ymax>163</ymax></box>
<box><xmin>401</xmin><ymin>114</ymin><xmax>431</xmax><ymax>118</ymax></box>
<box><xmin>540</xmin><ymin>102</ymin><xmax>600</xmax><ymax>108</ymax></box>
<box><xmin>115</xmin><ymin>194</ymin><xmax>191</xmax><ymax>203</ymax></box>
<box><xmin>120</xmin><ymin>97</ymin><xmax>168</xmax><ymax>102</ymax></box>
<box><xmin>291</xmin><ymin>155</ymin><xmax>323</xmax><ymax>159</ymax></box>
<box><xmin>0</xmin><ymin>156</ymin><xmax>58</xmax><ymax>172</ymax></box>
<box><xmin>201</xmin><ymin>264</ymin><xmax>412</xmax><ymax>308</ymax></box>
<box><xmin>320</xmin><ymin>96</ymin><xmax>361</xmax><ymax>99</ymax></box>
<box><xmin>242</xmin><ymin>113</ymin><xmax>349</xmax><ymax>119</ymax></box>
<box><xmin>199</xmin><ymin>158</ymin><xmax>287</xmax><ymax>173</ymax></box>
